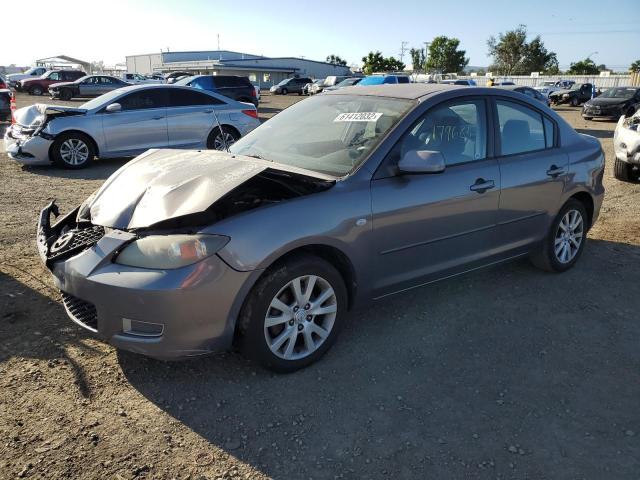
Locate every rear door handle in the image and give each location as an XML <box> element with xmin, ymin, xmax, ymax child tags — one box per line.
<box><xmin>469</xmin><ymin>178</ymin><xmax>495</xmax><ymax>193</ymax></box>
<box><xmin>546</xmin><ymin>165</ymin><xmax>566</xmax><ymax>178</ymax></box>
<box><xmin>203</xmin><ymin>109</ymin><xmax>214</xmax><ymax>114</ymax></box>
<box><xmin>151</xmin><ymin>116</ymin><xmax>164</xmax><ymax>120</ymax></box>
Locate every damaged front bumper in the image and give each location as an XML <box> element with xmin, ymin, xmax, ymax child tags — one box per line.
<box><xmin>4</xmin><ymin>126</ymin><xmax>53</xmax><ymax>165</ymax></box>
<box><xmin>614</xmin><ymin>115</ymin><xmax>640</xmax><ymax>164</ymax></box>
<box><xmin>37</xmin><ymin>201</ymin><xmax>254</xmax><ymax>360</ymax></box>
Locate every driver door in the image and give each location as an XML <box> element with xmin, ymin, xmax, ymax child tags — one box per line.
<box><xmin>369</xmin><ymin>97</ymin><xmax>502</xmax><ymax>297</ymax></box>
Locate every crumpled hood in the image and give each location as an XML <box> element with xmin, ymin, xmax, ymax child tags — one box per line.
<box><xmin>14</xmin><ymin>104</ymin><xmax>86</xmax><ymax>127</ymax></box>
<box><xmin>86</xmin><ymin>149</ymin><xmax>334</xmax><ymax>230</ymax></box>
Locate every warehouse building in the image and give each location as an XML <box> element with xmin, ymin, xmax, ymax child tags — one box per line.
<box><xmin>126</xmin><ymin>50</ymin><xmax>352</xmax><ymax>88</ymax></box>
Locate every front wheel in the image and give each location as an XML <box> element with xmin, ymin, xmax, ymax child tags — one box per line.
<box><xmin>29</xmin><ymin>85</ymin><xmax>43</xmax><ymax>96</ymax></box>
<box><xmin>50</xmin><ymin>132</ymin><xmax>95</xmax><ymax>169</ymax></box>
<box><xmin>281</xmin><ymin>88</ymin><xmax>288</xmax><ymax>95</ymax></box>
<box><xmin>570</xmin><ymin>97</ymin><xmax>579</xmax><ymax>107</ymax></box>
<box><xmin>530</xmin><ymin>199</ymin><xmax>588</xmax><ymax>272</ymax></box>
<box><xmin>613</xmin><ymin>158</ymin><xmax>634</xmax><ymax>182</ymax></box>
<box><xmin>60</xmin><ymin>89</ymin><xmax>73</xmax><ymax>101</ymax></box>
<box><xmin>206</xmin><ymin>126</ymin><xmax>239</xmax><ymax>150</ymax></box>
<box><xmin>237</xmin><ymin>254</ymin><xmax>347</xmax><ymax>372</ymax></box>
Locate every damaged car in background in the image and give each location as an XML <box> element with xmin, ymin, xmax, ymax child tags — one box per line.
<box><xmin>4</xmin><ymin>84</ymin><xmax>259</xmax><ymax>168</ymax></box>
<box><xmin>582</xmin><ymin>87</ymin><xmax>640</xmax><ymax>121</ymax></box>
<box><xmin>613</xmin><ymin>110</ymin><xmax>640</xmax><ymax>181</ymax></box>
<box><xmin>36</xmin><ymin>84</ymin><xmax>604</xmax><ymax>372</ymax></box>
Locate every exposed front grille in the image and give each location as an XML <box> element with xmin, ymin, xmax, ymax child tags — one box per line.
<box><xmin>61</xmin><ymin>292</ymin><xmax>98</xmax><ymax>332</ymax></box>
<box><xmin>48</xmin><ymin>226</ymin><xmax>105</xmax><ymax>262</ymax></box>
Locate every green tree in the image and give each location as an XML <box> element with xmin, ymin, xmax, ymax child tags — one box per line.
<box><xmin>630</xmin><ymin>60</ymin><xmax>640</xmax><ymax>73</ymax></box>
<box><xmin>410</xmin><ymin>47</ymin><xmax>426</xmax><ymax>73</ymax></box>
<box><xmin>361</xmin><ymin>51</ymin><xmax>406</xmax><ymax>74</ymax></box>
<box><xmin>326</xmin><ymin>55</ymin><xmax>347</xmax><ymax>66</ymax></box>
<box><xmin>426</xmin><ymin>36</ymin><xmax>469</xmax><ymax>73</ymax></box>
<box><xmin>487</xmin><ymin>25</ymin><xmax>558</xmax><ymax>75</ymax></box>
<box><xmin>567</xmin><ymin>58</ymin><xmax>600</xmax><ymax>75</ymax></box>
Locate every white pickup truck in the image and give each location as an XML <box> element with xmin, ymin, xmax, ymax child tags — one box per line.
<box><xmin>121</xmin><ymin>72</ymin><xmax>164</xmax><ymax>84</ymax></box>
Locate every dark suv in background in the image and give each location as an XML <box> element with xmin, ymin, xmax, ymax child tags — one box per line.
<box><xmin>176</xmin><ymin>75</ymin><xmax>258</xmax><ymax>107</ymax></box>
<box><xmin>18</xmin><ymin>70</ymin><xmax>86</xmax><ymax>95</ymax></box>
<box><xmin>270</xmin><ymin>77</ymin><xmax>313</xmax><ymax>95</ymax></box>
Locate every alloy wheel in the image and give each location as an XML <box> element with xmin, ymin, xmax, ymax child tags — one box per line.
<box><xmin>213</xmin><ymin>132</ymin><xmax>236</xmax><ymax>150</ymax></box>
<box><xmin>59</xmin><ymin>139</ymin><xmax>89</xmax><ymax>166</ymax></box>
<box><xmin>264</xmin><ymin>275</ymin><xmax>337</xmax><ymax>360</ymax></box>
<box><xmin>554</xmin><ymin>209</ymin><xmax>584</xmax><ymax>264</ymax></box>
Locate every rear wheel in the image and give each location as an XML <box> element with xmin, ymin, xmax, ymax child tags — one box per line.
<box><xmin>613</xmin><ymin>158</ymin><xmax>633</xmax><ymax>182</ymax></box>
<box><xmin>51</xmin><ymin>132</ymin><xmax>95</xmax><ymax>169</ymax></box>
<box><xmin>530</xmin><ymin>199</ymin><xmax>587</xmax><ymax>272</ymax></box>
<box><xmin>570</xmin><ymin>97</ymin><xmax>579</xmax><ymax>107</ymax></box>
<box><xmin>29</xmin><ymin>85</ymin><xmax>43</xmax><ymax>96</ymax></box>
<box><xmin>237</xmin><ymin>254</ymin><xmax>347</xmax><ymax>372</ymax></box>
<box><xmin>206</xmin><ymin>126</ymin><xmax>239</xmax><ymax>150</ymax></box>
<box><xmin>583</xmin><ymin>116</ymin><xmax>593</xmax><ymax>120</ymax></box>
<box><xmin>281</xmin><ymin>88</ymin><xmax>288</xmax><ymax>95</ymax></box>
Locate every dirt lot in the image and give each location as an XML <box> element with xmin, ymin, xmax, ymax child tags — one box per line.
<box><xmin>1</xmin><ymin>91</ymin><xmax>639</xmax><ymax>480</ymax></box>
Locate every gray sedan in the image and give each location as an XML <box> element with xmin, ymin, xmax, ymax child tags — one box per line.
<box><xmin>36</xmin><ymin>84</ymin><xmax>604</xmax><ymax>371</ymax></box>
<box><xmin>5</xmin><ymin>84</ymin><xmax>260</xmax><ymax>168</ymax></box>
<box><xmin>48</xmin><ymin>75</ymin><xmax>130</xmax><ymax>100</ymax></box>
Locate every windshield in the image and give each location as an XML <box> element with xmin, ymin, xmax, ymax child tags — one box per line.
<box><xmin>24</xmin><ymin>68</ymin><xmax>40</xmax><ymax>75</ymax></box>
<box><xmin>599</xmin><ymin>87</ymin><xmax>636</xmax><ymax>99</ymax></box>
<box><xmin>229</xmin><ymin>94</ymin><xmax>414</xmax><ymax>177</ymax></box>
<box><xmin>277</xmin><ymin>78</ymin><xmax>291</xmax><ymax>86</ymax></box>
<box><xmin>358</xmin><ymin>76</ymin><xmax>386</xmax><ymax>86</ymax></box>
<box><xmin>313</xmin><ymin>79</ymin><xmax>325</xmax><ymax>85</ymax></box>
<box><xmin>337</xmin><ymin>78</ymin><xmax>359</xmax><ymax>87</ymax></box>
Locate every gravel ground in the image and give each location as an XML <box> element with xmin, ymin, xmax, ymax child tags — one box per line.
<box><xmin>0</xmin><ymin>92</ymin><xmax>639</xmax><ymax>480</ymax></box>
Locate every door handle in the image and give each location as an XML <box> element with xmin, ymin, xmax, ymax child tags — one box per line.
<box><xmin>151</xmin><ymin>116</ymin><xmax>164</xmax><ymax>120</ymax></box>
<box><xmin>469</xmin><ymin>178</ymin><xmax>495</xmax><ymax>193</ymax></box>
<box><xmin>546</xmin><ymin>165</ymin><xmax>566</xmax><ymax>178</ymax></box>
<box><xmin>203</xmin><ymin>110</ymin><xmax>213</xmax><ymax>114</ymax></box>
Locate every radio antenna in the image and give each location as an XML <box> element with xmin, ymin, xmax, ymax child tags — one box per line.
<box><xmin>210</xmin><ymin>105</ymin><xmax>229</xmax><ymax>152</ymax></box>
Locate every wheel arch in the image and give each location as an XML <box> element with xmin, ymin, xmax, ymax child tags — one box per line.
<box><xmin>48</xmin><ymin>129</ymin><xmax>100</xmax><ymax>158</ymax></box>
<box><xmin>568</xmin><ymin>191</ymin><xmax>594</xmax><ymax>229</ymax></box>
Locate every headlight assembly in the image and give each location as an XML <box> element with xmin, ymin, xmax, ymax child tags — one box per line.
<box><xmin>115</xmin><ymin>234</ymin><xmax>230</xmax><ymax>269</ymax></box>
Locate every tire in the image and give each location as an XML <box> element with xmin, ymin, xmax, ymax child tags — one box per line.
<box><xmin>281</xmin><ymin>88</ymin><xmax>288</xmax><ymax>95</ymax></box>
<box><xmin>570</xmin><ymin>97</ymin><xmax>579</xmax><ymax>107</ymax></box>
<box><xmin>613</xmin><ymin>158</ymin><xmax>633</xmax><ymax>182</ymax></box>
<box><xmin>237</xmin><ymin>254</ymin><xmax>348</xmax><ymax>372</ymax></box>
<box><xmin>29</xmin><ymin>85</ymin><xmax>43</xmax><ymax>96</ymax></box>
<box><xmin>530</xmin><ymin>199</ymin><xmax>588</xmax><ymax>273</ymax></box>
<box><xmin>60</xmin><ymin>89</ymin><xmax>73</xmax><ymax>101</ymax></box>
<box><xmin>206</xmin><ymin>125</ymin><xmax>240</xmax><ymax>151</ymax></box>
<box><xmin>583</xmin><ymin>117</ymin><xmax>593</xmax><ymax>121</ymax></box>
<box><xmin>625</xmin><ymin>107</ymin><xmax>635</xmax><ymax>118</ymax></box>
<box><xmin>50</xmin><ymin>132</ymin><xmax>95</xmax><ymax>169</ymax></box>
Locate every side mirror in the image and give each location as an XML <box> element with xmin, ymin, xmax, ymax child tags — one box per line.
<box><xmin>398</xmin><ymin>150</ymin><xmax>446</xmax><ymax>174</ymax></box>
<box><xmin>105</xmin><ymin>103</ymin><xmax>121</xmax><ymax>113</ymax></box>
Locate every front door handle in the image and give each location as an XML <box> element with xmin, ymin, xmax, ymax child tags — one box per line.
<box><xmin>151</xmin><ymin>116</ymin><xmax>164</xmax><ymax>120</ymax></box>
<box><xmin>203</xmin><ymin>110</ymin><xmax>214</xmax><ymax>114</ymax></box>
<box><xmin>546</xmin><ymin>165</ymin><xmax>566</xmax><ymax>178</ymax></box>
<box><xmin>469</xmin><ymin>178</ymin><xmax>495</xmax><ymax>194</ymax></box>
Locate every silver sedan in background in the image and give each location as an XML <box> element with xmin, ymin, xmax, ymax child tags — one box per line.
<box><xmin>4</xmin><ymin>84</ymin><xmax>260</xmax><ymax>168</ymax></box>
<box><xmin>36</xmin><ymin>84</ymin><xmax>604</xmax><ymax>372</ymax></box>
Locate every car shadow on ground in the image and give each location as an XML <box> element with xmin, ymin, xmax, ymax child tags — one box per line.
<box><xmin>0</xmin><ymin>270</ymin><xmax>96</xmax><ymax>398</ymax></box>
<box><xmin>575</xmin><ymin>128</ymin><xmax>615</xmax><ymax>139</ymax></box>
<box><xmin>22</xmin><ymin>157</ymin><xmax>130</xmax><ymax>180</ymax></box>
<box><xmin>118</xmin><ymin>239</ymin><xmax>640</xmax><ymax>479</ymax></box>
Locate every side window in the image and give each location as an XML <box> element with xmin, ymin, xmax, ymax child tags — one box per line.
<box><xmin>119</xmin><ymin>89</ymin><xmax>168</xmax><ymax>111</ymax></box>
<box><xmin>392</xmin><ymin>99</ymin><xmax>487</xmax><ymax>169</ymax></box>
<box><xmin>191</xmin><ymin>76</ymin><xmax>215</xmax><ymax>90</ymax></box>
<box><xmin>49</xmin><ymin>72</ymin><xmax>61</xmax><ymax>81</ymax></box>
<box><xmin>169</xmin><ymin>89</ymin><xmax>224</xmax><ymax>107</ymax></box>
<box><xmin>496</xmin><ymin>100</ymin><xmax>546</xmax><ymax>156</ymax></box>
<box><xmin>543</xmin><ymin>117</ymin><xmax>555</xmax><ymax>148</ymax></box>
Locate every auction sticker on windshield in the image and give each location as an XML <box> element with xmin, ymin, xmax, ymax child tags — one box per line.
<box><xmin>334</xmin><ymin>112</ymin><xmax>383</xmax><ymax>122</ymax></box>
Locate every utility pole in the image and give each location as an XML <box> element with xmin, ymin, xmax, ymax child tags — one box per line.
<box><xmin>217</xmin><ymin>34</ymin><xmax>220</xmax><ymax>51</ymax></box>
<box><xmin>424</xmin><ymin>42</ymin><xmax>430</xmax><ymax>74</ymax></box>
<box><xmin>399</xmin><ymin>41</ymin><xmax>408</xmax><ymax>68</ymax></box>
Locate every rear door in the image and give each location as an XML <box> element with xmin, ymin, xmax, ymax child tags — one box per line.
<box><xmin>370</xmin><ymin>97</ymin><xmax>502</xmax><ymax>295</ymax></box>
<box><xmin>166</xmin><ymin>88</ymin><xmax>226</xmax><ymax>148</ymax></box>
<box><xmin>493</xmin><ymin>98</ymin><xmax>567</xmax><ymax>251</ymax></box>
<box><xmin>101</xmin><ymin>88</ymin><xmax>169</xmax><ymax>155</ymax></box>
<box><xmin>78</xmin><ymin>77</ymin><xmax>101</xmax><ymax>97</ymax></box>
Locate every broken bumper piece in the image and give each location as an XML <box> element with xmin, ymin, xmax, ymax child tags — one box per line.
<box><xmin>4</xmin><ymin>128</ymin><xmax>52</xmax><ymax>165</ymax></box>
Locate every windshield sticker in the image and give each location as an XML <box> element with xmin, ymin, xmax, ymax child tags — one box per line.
<box><xmin>334</xmin><ymin>112</ymin><xmax>383</xmax><ymax>122</ymax></box>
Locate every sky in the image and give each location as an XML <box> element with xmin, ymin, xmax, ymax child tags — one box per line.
<box><xmin>4</xmin><ymin>0</ymin><xmax>639</xmax><ymax>71</ymax></box>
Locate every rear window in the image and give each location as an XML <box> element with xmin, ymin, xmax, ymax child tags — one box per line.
<box><xmin>169</xmin><ymin>88</ymin><xmax>224</xmax><ymax>106</ymax></box>
<box><xmin>396</xmin><ymin>76</ymin><xmax>410</xmax><ymax>84</ymax></box>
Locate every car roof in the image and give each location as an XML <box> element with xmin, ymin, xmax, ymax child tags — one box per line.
<box><xmin>496</xmin><ymin>85</ymin><xmax>526</xmax><ymax>91</ymax></box>
<box><xmin>326</xmin><ymin>83</ymin><xmax>464</xmax><ymax>99</ymax></box>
